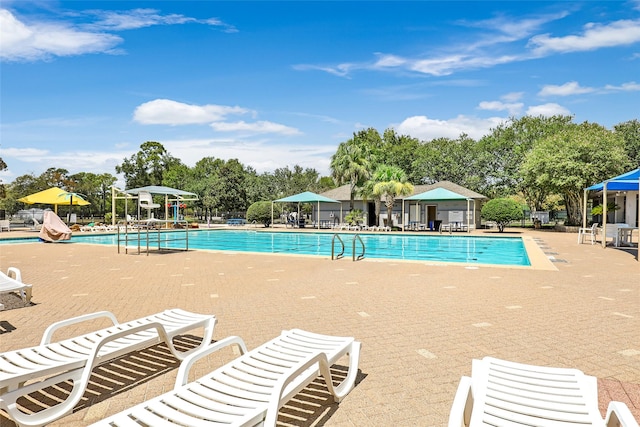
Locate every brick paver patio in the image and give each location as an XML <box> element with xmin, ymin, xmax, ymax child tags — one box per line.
<box><xmin>0</xmin><ymin>228</ymin><xmax>638</xmax><ymax>426</ymax></box>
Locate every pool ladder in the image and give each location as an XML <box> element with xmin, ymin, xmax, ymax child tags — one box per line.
<box><xmin>331</xmin><ymin>234</ymin><xmax>365</xmax><ymax>261</ymax></box>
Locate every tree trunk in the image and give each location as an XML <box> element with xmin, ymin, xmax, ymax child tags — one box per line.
<box><xmin>564</xmin><ymin>191</ymin><xmax>583</xmax><ymax>226</ymax></box>
<box><xmin>386</xmin><ymin>196</ymin><xmax>394</xmax><ymax>228</ymax></box>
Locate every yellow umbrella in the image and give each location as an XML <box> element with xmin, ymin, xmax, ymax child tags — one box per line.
<box><xmin>18</xmin><ymin>187</ymin><xmax>90</xmax><ymax>214</ymax></box>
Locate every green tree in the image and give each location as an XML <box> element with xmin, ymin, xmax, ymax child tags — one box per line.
<box><xmin>477</xmin><ymin>115</ymin><xmax>573</xmax><ymax>198</ymax></box>
<box><xmin>520</xmin><ymin>122</ymin><xmax>630</xmax><ymax>225</ymax></box>
<box><xmin>271</xmin><ymin>165</ymin><xmax>321</xmax><ymax>198</ymax></box>
<box><xmin>372</xmin><ymin>165</ymin><xmax>414</xmax><ymax>228</ymax></box>
<box><xmin>0</xmin><ymin>157</ymin><xmax>7</xmax><ymax>199</ymax></box>
<box><xmin>245</xmin><ymin>169</ymin><xmax>277</xmax><ymax>207</ymax></box>
<box><xmin>330</xmin><ymin>132</ymin><xmax>376</xmax><ymax>210</ymax></box>
<box><xmin>214</xmin><ymin>159</ymin><xmax>249</xmax><ymax>214</ymax></box>
<box><xmin>2</xmin><ymin>174</ymin><xmax>38</xmax><ymax>214</ymax></box>
<box><xmin>39</xmin><ymin>167</ymin><xmax>73</xmax><ymax>189</ymax></box>
<box><xmin>190</xmin><ymin>157</ymin><xmax>225</xmax><ymax>219</ymax></box>
<box><xmin>481</xmin><ymin>198</ymin><xmax>523</xmax><ymax>232</ymax></box>
<box><xmin>614</xmin><ymin>119</ymin><xmax>640</xmax><ymax>168</ymax></box>
<box><xmin>116</xmin><ymin>141</ymin><xmax>182</xmax><ymax>188</ymax></box>
<box><xmin>413</xmin><ymin>134</ymin><xmax>482</xmax><ymax>190</ymax></box>
<box><xmin>68</xmin><ymin>172</ymin><xmax>117</xmax><ymax>219</ymax></box>
<box><xmin>246</xmin><ymin>201</ymin><xmax>273</xmax><ymax>227</ymax></box>
<box><xmin>380</xmin><ymin>128</ymin><xmax>425</xmax><ymax>183</ymax></box>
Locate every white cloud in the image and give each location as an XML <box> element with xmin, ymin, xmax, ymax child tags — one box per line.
<box><xmin>0</xmin><ymin>8</ymin><xmax>122</xmax><ymax>61</ymax></box>
<box><xmin>525</xmin><ymin>103</ymin><xmax>571</xmax><ymax>116</ymax></box>
<box><xmin>1</xmin><ymin>146</ymin><xmax>130</xmax><ymax>180</ymax></box>
<box><xmin>538</xmin><ymin>80</ymin><xmax>640</xmax><ymax>97</ymax></box>
<box><xmin>86</xmin><ymin>8</ymin><xmax>237</xmax><ymax>33</ymax></box>
<box><xmin>529</xmin><ymin>19</ymin><xmax>640</xmax><ymax>55</ymax></box>
<box><xmin>297</xmin><ymin>11</ymin><xmax>571</xmax><ymax>78</ymax></box>
<box><xmin>161</xmin><ymin>138</ymin><xmax>334</xmax><ymax>175</ymax></box>
<box><xmin>0</xmin><ymin>147</ymin><xmax>50</xmax><ymax>159</ymax></box>
<box><xmin>539</xmin><ymin>81</ymin><xmax>595</xmax><ymax>97</ymax></box>
<box><xmin>396</xmin><ymin>115</ymin><xmax>506</xmax><ymax>140</ymax></box>
<box><xmin>292</xmin><ymin>63</ymin><xmax>355</xmax><ymax>77</ymax></box>
<box><xmin>133</xmin><ymin>99</ymin><xmax>250</xmax><ymax>125</ymax></box>
<box><xmin>478</xmin><ymin>100</ymin><xmax>523</xmax><ymax>115</ymax></box>
<box><xmin>501</xmin><ymin>92</ymin><xmax>524</xmax><ymax>102</ymax></box>
<box><xmin>0</xmin><ymin>7</ymin><xmax>236</xmax><ymax>62</ymax></box>
<box><xmin>134</xmin><ymin>99</ymin><xmax>301</xmax><ymax>136</ymax></box>
<box><xmin>210</xmin><ymin>120</ymin><xmax>301</xmax><ymax>135</ymax></box>
<box><xmin>604</xmin><ymin>81</ymin><xmax>640</xmax><ymax>91</ymax></box>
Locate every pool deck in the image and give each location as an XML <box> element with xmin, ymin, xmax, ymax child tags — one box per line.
<box><xmin>0</xmin><ymin>227</ymin><xmax>638</xmax><ymax>426</ymax></box>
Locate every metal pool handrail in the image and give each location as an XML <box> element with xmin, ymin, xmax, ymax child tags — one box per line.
<box><xmin>352</xmin><ymin>234</ymin><xmax>365</xmax><ymax>261</ymax></box>
<box><xmin>331</xmin><ymin>234</ymin><xmax>345</xmax><ymax>260</ymax></box>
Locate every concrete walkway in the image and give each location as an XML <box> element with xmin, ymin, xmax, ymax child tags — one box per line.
<box><xmin>0</xmin><ymin>228</ymin><xmax>638</xmax><ymax>426</ymax></box>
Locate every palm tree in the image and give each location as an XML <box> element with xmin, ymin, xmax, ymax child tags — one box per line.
<box><xmin>372</xmin><ymin>165</ymin><xmax>414</xmax><ymax>228</ymax></box>
<box><xmin>330</xmin><ymin>139</ymin><xmax>372</xmax><ymax>211</ymax></box>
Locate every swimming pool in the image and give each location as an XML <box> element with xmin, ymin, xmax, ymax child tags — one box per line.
<box><xmin>1</xmin><ymin>230</ymin><xmax>531</xmax><ymax>266</ymax></box>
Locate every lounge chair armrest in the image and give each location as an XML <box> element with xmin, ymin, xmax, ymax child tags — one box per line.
<box><xmin>40</xmin><ymin>311</ymin><xmax>119</xmax><ymax>345</ymax></box>
<box><xmin>263</xmin><ymin>352</ymin><xmax>332</xmax><ymax>427</ymax></box>
<box><xmin>6</xmin><ymin>267</ymin><xmax>22</xmax><ymax>282</ymax></box>
<box><xmin>174</xmin><ymin>335</ymin><xmax>248</xmax><ymax>388</ymax></box>
<box><xmin>605</xmin><ymin>401</ymin><xmax>639</xmax><ymax>427</ymax></box>
<box><xmin>448</xmin><ymin>376</ymin><xmax>473</xmax><ymax>427</ymax></box>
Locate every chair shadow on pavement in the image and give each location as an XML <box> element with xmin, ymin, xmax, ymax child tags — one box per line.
<box><xmin>1</xmin><ymin>337</ymin><xmax>367</xmax><ymax>427</ymax></box>
<box><xmin>278</xmin><ymin>366</ymin><xmax>367</xmax><ymax>426</ymax></box>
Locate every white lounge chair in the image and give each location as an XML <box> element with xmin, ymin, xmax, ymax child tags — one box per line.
<box><xmin>0</xmin><ymin>220</ymin><xmax>10</xmax><ymax>232</ymax></box>
<box><xmin>0</xmin><ymin>267</ymin><xmax>32</xmax><ymax>307</ymax></box>
<box><xmin>91</xmin><ymin>329</ymin><xmax>361</xmax><ymax>427</ymax></box>
<box><xmin>449</xmin><ymin>356</ymin><xmax>639</xmax><ymax>427</ymax></box>
<box><xmin>578</xmin><ymin>222</ymin><xmax>599</xmax><ymax>245</ymax></box>
<box><xmin>0</xmin><ymin>308</ymin><xmax>216</xmax><ymax>427</ymax></box>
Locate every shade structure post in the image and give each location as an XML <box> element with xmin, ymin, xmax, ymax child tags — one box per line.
<box><xmin>583</xmin><ymin>189</ymin><xmax>588</xmax><ymax>229</ymax></box>
<box><xmin>602</xmin><ymin>184</ymin><xmax>608</xmax><ymax>248</ymax></box>
<box><xmin>112</xmin><ymin>186</ymin><xmax>116</xmax><ymax>226</ymax></box>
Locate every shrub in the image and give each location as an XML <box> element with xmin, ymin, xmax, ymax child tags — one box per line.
<box><xmin>344</xmin><ymin>209</ymin><xmax>363</xmax><ymax>225</ymax></box>
<box><xmin>246</xmin><ymin>201</ymin><xmax>272</xmax><ymax>227</ymax></box>
<box><xmin>481</xmin><ymin>198</ymin><xmax>523</xmax><ymax>232</ymax></box>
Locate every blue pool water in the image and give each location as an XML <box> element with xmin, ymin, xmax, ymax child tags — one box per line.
<box><xmin>1</xmin><ymin>230</ymin><xmax>531</xmax><ymax>266</ymax></box>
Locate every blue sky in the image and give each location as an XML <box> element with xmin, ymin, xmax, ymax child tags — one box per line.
<box><xmin>2</xmin><ymin>1</ymin><xmax>639</xmax><ymax>186</ymax></box>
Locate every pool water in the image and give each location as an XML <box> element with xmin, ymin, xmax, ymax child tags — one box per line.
<box><xmin>1</xmin><ymin>230</ymin><xmax>531</xmax><ymax>266</ymax></box>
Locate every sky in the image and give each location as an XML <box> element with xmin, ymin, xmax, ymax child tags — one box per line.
<box><xmin>1</xmin><ymin>1</ymin><xmax>640</xmax><ymax>187</ymax></box>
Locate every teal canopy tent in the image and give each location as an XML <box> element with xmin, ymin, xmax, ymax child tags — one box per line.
<box><xmin>272</xmin><ymin>191</ymin><xmax>340</xmax><ymax>229</ymax></box>
<box><xmin>403</xmin><ymin>188</ymin><xmax>474</xmax><ymax>232</ymax></box>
